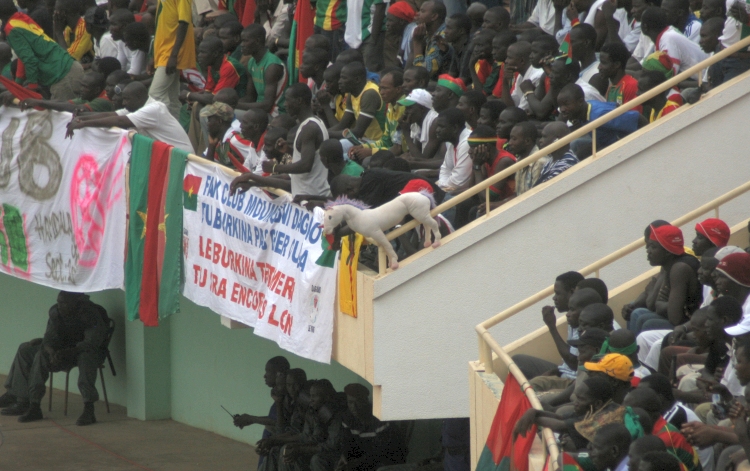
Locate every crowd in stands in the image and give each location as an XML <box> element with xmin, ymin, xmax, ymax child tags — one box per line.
<box><xmin>510</xmin><ymin>218</ymin><xmax>750</xmax><ymax>471</ymax></box>
<box><xmin>0</xmin><ymin>0</ymin><xmax>743</xmax><ymax>246</ymax></box>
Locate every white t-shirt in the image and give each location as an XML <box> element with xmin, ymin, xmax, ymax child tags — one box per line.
<box><xmin>579</xmin><ymin>60</ymin><xmax>601</xmax><ymax>84</ymax></box>
<box><xmin>418</xmin><ymin>109</ymin><xmax>439</xmax><ymax>145</ymax></box>
<box><xmin>115</xmin><ymin>40</ymin><xmax>147</xmax><ymax>75</ymax></box>
<box><xmin>95</xmin><ymin>32</ymin><xmax>118</xmax><ymax>59</ymax></box>
<box><xmin>632</xmin><ymin>33</ymin><xmax>655</xmax><ymax>61</ymax></box>
<box><xmin>117</xmin><ymin>98</ymin><xmax>194</xmax><ymax>152</ymax></box>
<box><xmin>720</xmin><ymin>0</ymin><xmax>750</xmax><ymax>48</ymax></box>
<box><xmin>655</xmin><ymin>26</ymin><xmax>709</xmax><ymax>75</ymax></box>
<box><xmin>527</xmin><ymin>0</ymin><xmax>556</xmax><ymax>35</ymax></box>
<box><xmin>511</xmin><ymin>65</ymin><xmax>544</xmax><ymax>111</ymax></box>
<box><xmin>578</xmin><ymin>79</ymin><xmax>605</xmax><ymax>101</ymax></box>
<box><xmin>683</xmin><ymin>18</ymin><xmax>702</xmax><ymax>43</ymax></box>
<box><xmin>438</xmin><ymin>127</ymin><xmax>472</xmax><ymax>193</ymax></box>
<box><xmin>623</xmin><ymin>20</ymin><xmax>642</xmax><ymax>53</ymax></box>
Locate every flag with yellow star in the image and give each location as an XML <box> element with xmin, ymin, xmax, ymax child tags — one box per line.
<box><xmin>125</xmin><ymin>135</ymin><xmax>188</xmax><ymax>326</ymax></box>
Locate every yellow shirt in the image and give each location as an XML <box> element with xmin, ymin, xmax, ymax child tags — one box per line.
<box><xmin>64</xmin><ymin>18</ymin><xmax>92</xmax><ymax>61</ymax></box>
<box><xmin>347</xmin><ymin>81</ymin><xmax>385</xmax><ymax>141</ymax></box>
<box><xmin>153</xmin><ymin>0</ymin><xmax>196</xmax><ymax>70</ymax></box>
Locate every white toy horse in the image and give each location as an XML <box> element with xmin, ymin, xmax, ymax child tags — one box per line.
<box><xmin>323</xmin><ymin>192</ymin><xmax>441</xmax><ymax>270</ymax></box>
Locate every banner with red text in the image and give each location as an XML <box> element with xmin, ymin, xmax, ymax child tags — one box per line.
<box><xmin>182</xmin><ymin>161</ymin><xmax>337</xmax><ymax>363</ymax></box>
<box><xmin>0</xmin><ymin>107</ymin><xmax>128</xmax><ymax>291</ymax></box>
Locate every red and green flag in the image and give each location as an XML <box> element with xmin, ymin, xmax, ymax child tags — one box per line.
<box><xmin>476</xmin><ymin>374</ymin><xmax>537</xmax><ymax>471</ymax></box>
<box><xmin>288</xmin><ymin>0</ymin><xmax>315</xmax><ymax>85</ymax></box>
<box><xmin>559</xmin><ymin>32</ymin><xmax>573</xmax><ymax>65</ymax></box>
<box><xmin>125</xmin><ymin>135</ymin><xmax>187</xmax><ymax>326</ymax></box>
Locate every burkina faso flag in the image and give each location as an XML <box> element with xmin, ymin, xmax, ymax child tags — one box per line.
<box><xmin>125</xmin><ymin>134</ymin><xmax>187</xmax><ymax>326</ymax></box>
<box><xmin>559</xmin><ymin>32</ymin><xmax>573</xmax><ymax>65</ymax></box>
<box><xmin>287</xmin><ymin>0</ymin><xmax>314</xmax><ymax>85</ymax></box>
<box><xmin>476</xmin><ymin>374</ymin><xmax>537</xmax><ymax>471</ymax></box>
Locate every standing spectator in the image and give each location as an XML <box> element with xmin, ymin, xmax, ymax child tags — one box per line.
<box><xmin>149</xmin><ymin>0</ymin><xmax>196</xmax><ymax>118</ymax></box>
<box><xmin>0</xmin><ymin>0</ymin><xmax>82</xmax><ymax>100</ymax></box>
<box><xmin>345</xmin><ymin>0</ymin><xmax>387</xmax><ymax>72</ymax></box>
<box><xmin>18</xmin><ymin>0</ymin><xmax>53</xmax><ymax>38</ymax></box>
<box><xmin>385</xmin><ymin>2</ymin><xmax>416</xmax><ymax>68</ymax></box>
<box><xmin>54</xmin><ymin>0</ymin><xmax>93</xmax><ymax>62</ymax></box>
<box><xmin>411</xmin><ymin>1</ymin><xmax>448</xmax><ymax>79</ymax></box>
<box><xmin>314</xmin><ymin>0</ymin><xmax>347</xmax><ymax>63</ymax></box>
<box><xmin>238</xmin><ymin>24</ymin><xmax>287</xmax><ymax>116</ymax></box>
<box><xmin>67</xmin><ymin>81</ymin><xmax>194</xmax><ymax>152</ymax></box>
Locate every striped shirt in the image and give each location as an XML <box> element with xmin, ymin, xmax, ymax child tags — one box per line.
<box><xmin>64</xmin><ymin>17</ymin><xmax>93</xmax><ymax>61</ymax></box>
<box><xmin>653</xmin><ymin>416</ymin><xmax>702</xmax><ymax>471</ymax></box>
<box><xmin>315</xmin><ymin>0</ymin><xmax>347</xmax><ymax>31</ymax></box>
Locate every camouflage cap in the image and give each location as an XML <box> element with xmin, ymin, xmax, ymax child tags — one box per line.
<box><xmin>199</xmin><ymin>102</ymin><xmax>234</xmax><ymax>121</ymax></box>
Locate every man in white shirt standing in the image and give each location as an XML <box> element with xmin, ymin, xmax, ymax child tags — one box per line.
<box><xmin>66</xmin><ymin>82</ymin><xmax>195</xmax><ymax>153</ymax></box>
<box><xmin>501</xmin><ymin>41</ymin><xmax>544</xmax><ymax>112</ymax></box>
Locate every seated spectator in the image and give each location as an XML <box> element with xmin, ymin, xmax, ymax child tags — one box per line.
<box><xmin>487</xmin><ymin>31</ymin><xmax>517</xmax><ymax>99</ymax></box>
<box><xmin>237</xmin><ymin>84</ymin><xmax>331</xmax><ymax>197</ymax></box>
<box><xmin>628</xmin><ymin>435</ymin><xmax>669</xmax><ymax>471</ymax></box>
<box><xmin>316</xmin><ymin>63</ymin><xmax>347</xmax><ymax>128</ymax></box>
<box><xmin>350</xmin><ymin>70</ymin><xmax>407</xmax><ymax>160</ymax></box>
<box><xmin>515</xmin><ymin>285</ymin><xmax>602</xmax><ymax>390</ymax></box>
<box><xmin>622</xmin><ymin>387</ymin><xmax>702</xmax><ymax>471</ymax></box>
<box><xmin>585</xmin><ymin>353</ymin><xmax>634</xmax><ymax>404</ymax></box>
<box><xmin>604</xmin><ymin>329</ymin><xmax>651</xmax><ymax>381</ymax></box>
<box><xmin>109</xmin><ymin>9</ymin><xmax>145</xmax><ymax>76</ymax></box>
<box><xmin>599</xmin><ymin>42</ymin><xmax>640</xmax><ymax>106</ymax></box>
<box><xmin>444</xmin><ymin>13</ymin><xmax>473</xmax><ymax>81</ymax></box>
<box><xmin>54</xmin><ymin>0</ymin><xmax>93</xmax><ymax>63</ymax></box>
<box><xmin>104</xmin><ymin>69</ymin><xmax>130</xmax><ymax>102</ymax></box>
<box><xmin>558</xmin><ymin>84</ymin><xmax>640</xmax><ymax>159</ymax></box>
<box><xmin>640</xmin><ymin>7</ymin><xmax>708</xmax><ymax>76</ymax></box>
<box><xmin>457</xmin><ymin>90</ymin><xmax>487</xmax><ymax>130</ymax></box>
<box><xmin>523</xmin><ymin>56</ymin><xmax>604</xmax><ymax>121</ymax></box>
<box><xmin>411</xmin><ymin>1</ymin><xmax>449</xmax><ymax>80</ymax></box>
<box><xmin>86</xmin><ymin>6</ymin><xmax>117</xmax><ymax>61</ymax></box>
<box><xmin>233</xmin><ymin>356</ymin><xmax>291</xmax><ymax>434</ymax></box>
<box><xmin>477</xmin><ymin>100</ymin><xmax>506</xmax><ymax>129</ymax></box>
<box><xmin>402</xmin><ymin>66</ymin><xmax>430</xmax><ymax>96</ymax></box>
<box><xmin>329</xmin><ymin>168</ymin><xmax>442</xmax><ymax>208</ymax></box>
<box><xmin>0</xmin><ymin>292</ymin><xmax>108</xmax><ymax>426</ymax></box>
<box><xmin>639</xmin><ymin>374</ymin><xmax>702</xmax><ymax>431</ymax></box>
<box><xmin>339</xmin><ymin>384</ymin><xmax>407</xmax><ymax>471</ymax></box>
<box><xmin>465</xmin><ymin>125</ymin><xmax>516</xmax><ymax>215</ymax></box>
<box><xmin>319</xmin><ymin>139</ymin><xmax>364</xmax><ymax>182</ymax></box>
<box><xmin>692</xmin><ymin>218</ymin><xmax>731</xmax><ymax>257</ymax></box>
<box><xmin>20</xmin><ymin>71</ymin><xmax>112</xmax><ymax>113</ymax></box>
<box><xmin>500</xmin><ymin>41</ymin><xmax>543</xmax><ymax>112</ymax></box>
<box><xmin>495</xmin><ymin>106</ymin><xmax>528</xmax><ymax>149</ymax></box>
<box><xmin>237</xmin><ymin>24</ymin><xmax>287</xmax><ymax>116</ymax></box>
<box><xmin>273</xmin><ymin>368</ymin><xmax>308</xmax><ymax>436</ymax></box>
<box><xmin>662</xmin><ymin>0</ymin><xmax>702</xmax><ymax>42</ymax></box>
<box><xmin>467</xmin><ymin>29</ymin><xmax>498</xmax><ymax>91</ymax></box>
<box><xmin>714</xmin><ymin>252</ymin><xmax>750</xmax><ymax>314</ymax></box>
<box><xmin>570</xmin><ymin>24</ymin><xmax>607</xmax><ymax>93</ymax></box>
<box><xmin>0</xmin><ymin>0</ymin><xmax>83</xmax><ymax>100</ymax></box>
<box><xmin>698</xmin><ymin>18</ymin><xmax>726</xmax><ymax>90</ymax></box>
<box><xmin>231</xmin><ymin>126</ymin><xmax>293</xmax><ymax>194</ymax></box>
<box><xmin>202</xmin><ymin>102</ymin><xmax>241</xmax><ymax>168</ymax></box>
<box><xmin>435</xmin><ymin>107</ymin><xmax>472</xmax><ymax>200</ymax></box>
<box><xmin>508</xmin><ymin>122</ymin><xmax>541</xmax><ymax>196</ymax></box>
<box><xmin>182</xmin><ymin>35</ymin><xmax>247</xmax><ymax>106</ymax></box>
<box><xmin>576</xmin><ymin>278</ymin><xmax>610</xmax><ymax>303</ymax></box>
<box><xmin>66</xmin><ymin>81</ymin><xmax>194</xmax><ymax>152</ymax></box>
<box><xmin>626</xmin><ymin>224</ymin><xmax>701</xmax><ymax>334</ymax></box>
<box><xmin>699</xmin><ymin>0</ymin><xmax>726</xmax><ymax>20</ymax></box>
<box><xmin>565</xmin><ymin>423</ymin><xmax>631</xmax><ymax>470</ymax></box>
<box><xmin>329</xmin><ymin>62</ymin><xmax>386</xmax><ymax>144</ymax></box>
<box><xmin>533</xmin><ymin>122</ymin><xmax>579</xmax><ymax>187</ymax></box>
<box><xmin>121</xmin><ymin>22</ymin><xmax>150</xmax><ymax>78</ymax></box>
<box><xmin>218</xmin><ymin>20</ymin><xmax>244</xmax><ymax>61</ymax></box>
<box><xmin>384</xmin><ymin>1</ymin><xmax>416</xmax><ymax>69</ymax></box>
<box><xmin>639</xmin><ymin>451</ymin><xmax>683</xmax><ymax>471</ymax></box>
<box><xmin>638</xmin><ymin>69</ymin><xmax>682</xmax><ymax>122</ymax></box>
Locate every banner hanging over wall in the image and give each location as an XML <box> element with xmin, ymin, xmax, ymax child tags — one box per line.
<box><xmin>0</xmin><ymin>107</ymin><xmax>128</xmax><ymax>291</ymax></box>
<box><xmin>182</xmin><ymin>161</ymin><xmax>337</xmax><ymax>363</ymax></box>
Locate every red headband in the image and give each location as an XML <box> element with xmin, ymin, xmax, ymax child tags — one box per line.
<box><xmin>388</xmin><ymin>1</ymin><xmax>416</xmax><ymax>22</ymax></box>
<box><xmin>650</xmin><ymin>224</ymin><xmax>684</xmax><ymax>255</ymax></box>
<box><xmin>696</xmin><ymin>218</ymin><xmax>730</xmax><ymax>248</ymax></box>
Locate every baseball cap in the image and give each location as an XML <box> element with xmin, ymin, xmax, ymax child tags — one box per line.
<box><xmin>398</xmin><ymin>89</ymin><xmax>432</xmax><ymax>109</ymax></box>
<box><xmin>584</xmin><ymin>353</ymin><xmax>634</xmax><ymax>382</ymax></box>
<box><xmin>568</xmin><ymin>328</ymin><xmax>609</xmax><ymax>348</ymax></box>
<box><xmin>715</xmin><ymin>252</ymin><xmax>750</xmax><ymax>288</ymax></box>
<box><xmin>200</xmin><ymin>102</ymin><xmax>235</xmax><ymax>121</ymax></box>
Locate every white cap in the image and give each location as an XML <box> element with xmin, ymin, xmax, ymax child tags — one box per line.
<box><xmin>398</xmin><ymin>89</ymin><xmax>433</xmax><ymax>109</ymax></box>
<box><xmin>716</xmin><ymin>246</ymin><xmax>746</xmax><ymax>261</ymax></box>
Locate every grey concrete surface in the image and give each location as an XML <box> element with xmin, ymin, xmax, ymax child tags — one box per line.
<box><xmin>0</xmin><ymin>375</ymin><xmax>259</xmax><ymax>470</ymax></box>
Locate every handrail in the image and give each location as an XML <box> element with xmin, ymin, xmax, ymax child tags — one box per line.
<box><xmin>478</xmin><ymin>328</ymin><xmax>561</xmax><ymax>471</ymax></box>
<box><xmin>478</xmin><ymin>178</ymin><xmax>750</xmax><ymax>331</ymax></box>
<box><xmin>474</xmin><ymin>178</ymin><xmax>750</xmax><ymax>471</ymax></box>
<box><xmin>377</xmin><ymin>33</ymin><xmax>750</xmax><ymax>273</ymax></box>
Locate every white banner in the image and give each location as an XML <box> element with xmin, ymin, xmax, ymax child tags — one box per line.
<box><xmin>0</xmin><ymin>107</ymin><xmax>128</xmax><ymax>291</ymax></box>
<box><xmin>182</xmin><ymin>161</ymin><xmax>337</xmax><ymax>363</ymax></box>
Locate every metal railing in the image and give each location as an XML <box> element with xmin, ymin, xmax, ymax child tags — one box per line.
<box><xmin>474</xmin><ymin>178</ymin><xmax>750</xmax><ymax>470</ymax></box>
<box><xmin>374</xmin><ymin>34</ymin><xmax>750</xmax><ymax>275</ymax></box>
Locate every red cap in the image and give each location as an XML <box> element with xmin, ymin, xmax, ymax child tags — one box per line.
<box><xmin>715</xmin><ymin>252</ymin><xmax>750</xmax><ymax>288</ymax></box>
<box><xmin>387</xmin><ymin>1</ymin><xmax>416</xmax><ymax>22</ymax></box>
<box><xmin>696</xmin><ymin>218</ymin><xmax>730</xmax><ymax>248</ymax></box>
<box><xmin>650</xmin><ymin>224</ymin><xmax>684</xmax><ymax>255</ymax></box>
